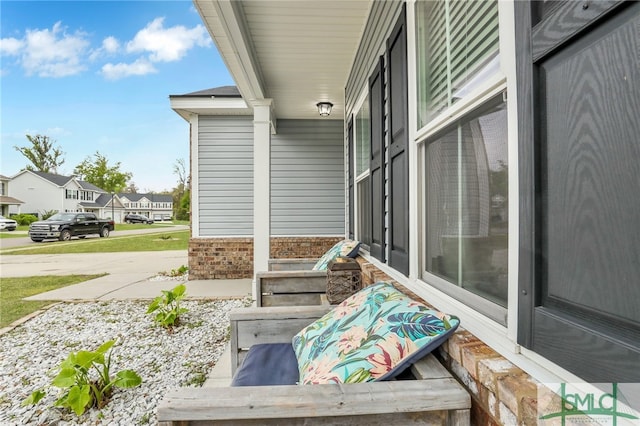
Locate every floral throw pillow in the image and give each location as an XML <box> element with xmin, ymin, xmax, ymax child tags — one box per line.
<box><xmin>311</xmin><ymin>239</ymin><xmax>361</xmax><ymax>271</ymax></box>
<box><xmin>292</xmin><ymin>282</ymin><xmax>459</xmax><ymax>385</ymax></box>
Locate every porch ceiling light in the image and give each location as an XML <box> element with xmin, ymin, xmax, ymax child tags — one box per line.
<box><xmin>316</xmin><ymin>102</ymin><xmax>333</xmax><ymax>117</ymax></box>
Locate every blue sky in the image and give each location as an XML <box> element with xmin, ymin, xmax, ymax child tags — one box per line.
<box><xmin>0</xmin><ymin>0</ymin><xmax>234</xmax><ymax>192</ymax></box>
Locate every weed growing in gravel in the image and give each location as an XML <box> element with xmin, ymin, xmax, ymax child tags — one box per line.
<box><xmin>139</xmin><ymin>411</ymin><xmax>152</xmax><ymax>424</ymax></box>
<box><xmin>185</xmin><ymin>320</ymin><xmax>204</xmax><ymax>329</ymax></box>
<box><xmin>159</xmin><ymin>265</ymin><xmax>189</xmax><ymax>277</ymax></box>
<box><xmin>146</xmin><ymin>284</ymin><xmax>188</xmax><ymax>328</ymax></box>
<box><xmin>22</xmin><ymin>340</ymin><xmax>142</xmax><ymax>416</ymax></box>
<box><xmin>64</xmin><ymin>341</ymin><xmax>81</xmax><ymax>349</ymax></box>
<box><xmin>184</xmin><ymin>372</ymin><xmax>207</xmax><ymax>387</ymax></box>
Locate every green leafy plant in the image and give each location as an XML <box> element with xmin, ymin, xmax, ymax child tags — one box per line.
<box><xmin>40</xmin><ymin>209</ymin><xmax>59</xmax><ymax>220</ymax></box>
<box><xmin>12</xmin><ymin>213</ymin><xmax>38</xmax><ymax>226</ymax></box>
<box><xmin>169</xmin><ymin>265</ymin><xmax>189</xmax><ymax>277</ymax></box>
<box><xmin>147</xmin><ymin>283</ymin><xmax>188</xmax><ymax>328</ymax></box>
<box><xmin>158</xmin><ymin>265</ymin><xmax>188</xmax><ymax>277</ymax></box>
<box><xmin>22</xmin><ymin>340</ymin><xmax>141</xmax><ymax>416</ymax></box>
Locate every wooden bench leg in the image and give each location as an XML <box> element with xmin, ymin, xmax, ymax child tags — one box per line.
<box><xmin>448</xmin><ymin>408</ymin><xmax>470</xmax><ymax>425</ymax></box>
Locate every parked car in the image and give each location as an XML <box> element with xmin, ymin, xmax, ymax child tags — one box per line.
<box><xmin>28</xmin><ymin>212</ymin><xmax>114</xmax><ymax>242</ymax></box>
<box><xmin>0</xmin><ymin>215</ymin><xmax>17</xmax><ymax>231</ymax></box>
<box><xmin>124</xmin><ymin>214</ymin><xmax>154</xmax><ymax>224</ymax></box>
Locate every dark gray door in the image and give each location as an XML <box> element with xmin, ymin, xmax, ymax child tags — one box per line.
<box><xmin>387</xmin><ymin>7</ymin><xmax>409</xmax><ymax>276</ymax></box>
<box><xmin>516</xmin><ymin>1</ymin><xmax>640</xmax><ymax>382</ymax></box>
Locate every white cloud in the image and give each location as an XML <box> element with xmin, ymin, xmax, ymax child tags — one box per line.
<box><xmin>126</xmin><ymin>17</ymin><xmax>211</xmax><ymax>63</ymax></box>
<box><xmin>18</xmin><ymin>22</ymin><xmax>90</xmax><ymax>77</ymax></box>
<box><xmin>89</xmin><ymin>36</ymin><xmax>121</xmax><ymax>61</ymax></box>
<box><xmin>0</xmin><ymin>37</ymin><xmax>25</xmax><ymax>55</ymax></box>
<box><xmin>102</xmin><ymin>36</ymin><xmax>120</xmax><ymax>53</ymax></box>
<box><xmin>101</xmin><ymin>58</ymin><xmax>157</xmax><ymax>80</ymax></box>
<box><xmin>2</xmin><ymin>16</ymin><xmax>212</xmax><ymax>80</ymax></box>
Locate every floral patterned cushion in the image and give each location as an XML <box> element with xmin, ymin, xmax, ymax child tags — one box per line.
<box><xmin>311</xmin><ymin>239</ymin><xmax>361</xmax><ymax>271</ymax></box>
<box><xmin>292</xmin><ymin>282</ymin><xmax>459</xmax><ymax>385</ymax></box>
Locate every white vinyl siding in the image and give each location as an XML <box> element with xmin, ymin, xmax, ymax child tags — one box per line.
<box><xmin>8</xmin><ymin>172</ymin><xmax>63</xmax><ymax>216</ymax></box>
<box><xmin>198</xmin><ymin>116</ymin><xmax>253</xmax><ymax>236</ymax></box>
<box><xmin>271</xmin><ymin>119</ymin><xmax>344</xmax><ymax>236</ymax></box>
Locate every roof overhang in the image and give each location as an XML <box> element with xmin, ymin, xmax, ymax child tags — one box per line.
<box><xmin>169</xmin><ymin>96</ymin><xmax>251</xmax><ymax>121</ymax></box>
<box><xmin>0</xmin><ymin>195</ymin><xmax>24</xmax><ymax>206</ymax></box>
<box><xmin>193</xmin><ymin>0</ymin><xmax>371</xmax><ymax>121</ymax></box>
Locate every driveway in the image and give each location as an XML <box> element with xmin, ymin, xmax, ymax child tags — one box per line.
<box><xmin>0</xmin><ymin>251</ymin><xmax>188</xmax><ymax>278</ymax></box>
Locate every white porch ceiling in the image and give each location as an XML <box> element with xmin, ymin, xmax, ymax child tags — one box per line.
<box><xmin>194</xmin><ymin>0</ymin><xmax>372</xmax><ymax>121</ymax></box>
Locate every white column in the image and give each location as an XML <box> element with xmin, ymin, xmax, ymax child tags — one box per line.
<box><xmin>252</xmin><ymin>100</ymin><xmax>272</xmax><ymax>278</ymax></box>
<box><xmin>189</xmin><ymin>113</ymin><xmax>200</xmax><ymax>237</ymax></box>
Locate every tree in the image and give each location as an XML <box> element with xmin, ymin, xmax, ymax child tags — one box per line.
<box><xmin>123</xmin><ymin>182</ymin><xmax>139</xmax><ymax>193</ymax></box>
<box><xmin>175</xmin><ymin>189</ymin><xmax>190</xmax><ymax>221</ymax></box>
<box><xmin>173</xmin><ymin>158</ymin><xmax>188</xmax><ymax>191</ymax></box>
<box><xmin>14</xmin><ymin>134</ymin><xmax>65</xmax><ymax>173</ymax></box>
<box><xmin>73</xmin><ymin>151</ymin><xmax>133</xmax><ymax>193</ymax></box>
<box><xmin>172</xmin><ymin>158</ymin><xmax>189</xmax><ymax>219</ymax></box>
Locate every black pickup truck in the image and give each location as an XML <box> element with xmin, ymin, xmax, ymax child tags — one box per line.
<box><xmin>29</xmin><ymin>212</ymin><xmax>115</xmax><ymax>242</ymax></box>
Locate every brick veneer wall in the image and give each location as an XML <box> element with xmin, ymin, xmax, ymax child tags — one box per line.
<box><xmin>189</xmin><ymin>238</ymin><xmax>253</xmax><ymax>279</ymax></box>
<box><xmin>189</xmin><ymin>236</ymin><xmax>342</xmax><ymax>279</ymax></box>
<box><xmin>355</xmin><ymin>256</ymin><xmax>558</xmax><ymax>426</ymax></box>
<box><xmin>270</xmin><ymin>236</ymin><xmax>342</xmax><ymax>259</ymax></box>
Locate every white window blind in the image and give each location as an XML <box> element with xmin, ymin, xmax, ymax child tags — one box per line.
<box><xmin>416</xmin><ymin>0</ymin><xmax>500</xmax><ymax>128</ymax></box>
<box><xmin>355</xmin><ymin>96</ymin><xmax>370</xmax><ymax>176</ymax></box>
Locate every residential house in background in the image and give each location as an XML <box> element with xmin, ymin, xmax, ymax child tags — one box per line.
<box><xmin>0</xmin><ymin>174</ymin><xmax>24</xmax><ymax>217</ymax></box>
<box><xmin>117</xmin><ymin>193</ymin><xmax>174</xmax><ymax>221</ymax></box>
<box><xmin>171</xmin><ymin>1</ymin><xmax>640</xmax><ymax>423</ymax></box>
<box><xmin>8</xmin><ymin>170</ymin><xmax>175</xmax><ymax>222</ymax></box>
<box><xmin>8</xmin><ymin>170</ymin><xmax>123</xmax><ymax>220</ymax></box>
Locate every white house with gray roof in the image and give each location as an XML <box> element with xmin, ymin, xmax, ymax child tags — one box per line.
<box><xmin>117</xmin><ymin>193</ymin><xmax>174</xmax><ymax>221</ymax></box>
<box><xmin>0</xmin><ymin>174</ymin><xmax>24</xmax><ymax>217</ymax></box>
<box><xmin>8</xmin><ymin>170</ymin><xmax>124</xmax><ymax>221</ymax></box>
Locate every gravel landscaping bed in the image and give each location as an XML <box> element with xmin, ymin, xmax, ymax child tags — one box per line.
<box><xmin>0</xmin><ymin>298</ymin><xmax>248</xmax><ymax>425</ymax></box>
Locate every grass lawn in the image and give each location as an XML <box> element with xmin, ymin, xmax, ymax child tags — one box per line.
<box><xmin>0</xmin><ymin>224</ymin><xmax>30</xmax><ymax>238</ymax></box>
<box><xmin>2</xmin><ymin>230</ymin><xmax>189</xmax><ymax>255</ymax></box>
<box><xmin>0</xmin><ymin>274</ymin><xmax>107</xmax><ymax>327</ymax></box>
<box><xmin>0</xmin><ymin>231</ymin><xmax>27</xmax><ymax>239</ymax></box>
<box><xmin>116</xmin><ymin>222</ymin><xmax>187</xmax><ymax>231</ymax></box>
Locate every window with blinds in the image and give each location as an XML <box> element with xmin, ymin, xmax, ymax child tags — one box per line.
<box><xmin>354</xmin><ymin>95</ymin><xmax>371</xmax><ymax>247</ymax></box>
<box><xmin>355</xmin><ymin>96</ymin><xmax>370</xmax><ymax>176</ymax></box>
<box><xmin>416</xmin><ymin>0</ymin><xmax>500</xmax><ymax>128</ymax></box>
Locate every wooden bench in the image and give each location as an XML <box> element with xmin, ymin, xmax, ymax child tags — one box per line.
<box><xmin>268</xmin><ymin>258</ymin><xmax>318</xmax><ymax>271</ymax></box>
<box><xmin>256</xmin><ymin>258</ymin><xmax>327</xmax><ymax>307</ymax></box>
<box><xmin>157</xmin><ymin>306</ymin><xmax>471</xmax><ymax>425</ymax></box>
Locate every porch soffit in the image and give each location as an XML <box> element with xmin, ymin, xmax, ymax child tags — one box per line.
<box><xmin>169</xmin><ymin>96</ymin><xmax>251</xmax><ymax>121</ymax></box>
<box><xmin>194</xmin><ymin>0</ymin><xmax>371</xmax><ymax>121</ymax></box>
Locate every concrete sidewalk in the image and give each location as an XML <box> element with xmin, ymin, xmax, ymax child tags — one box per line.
<box><xmin>1</xmin><ymin>250</ymin><xmax>252</xmax><ymax>301</ymax></box>
<box><xmin>24</xmin><ymin>276</ymin><xmax>252</xmax><ymax>301</ymax></box>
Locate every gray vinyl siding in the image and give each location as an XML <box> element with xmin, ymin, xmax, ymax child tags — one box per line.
<box><xmin>345</xmin><ymin>1</ymin><xmax>402</xmax><ymax>117</ymax></box>
<box><xmin>271</xmin><ymin>119</ymin><xmax>345</xmax><ymax>236</ymax></box>
<box><xmin>198</xmin><ymin>116</ymin><xmax>253</xmax><ymax>236</ymax></box>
